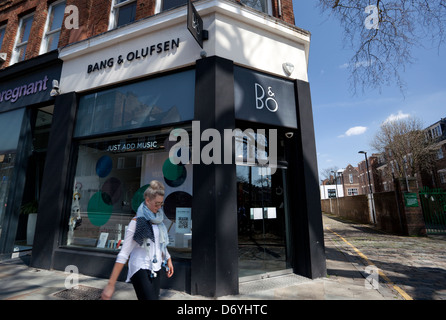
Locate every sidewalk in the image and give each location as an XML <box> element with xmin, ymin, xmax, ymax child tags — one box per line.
<box><xmin>0</xmin><ymin>214</ymin><xmax>444</xmax><ymax>300</ymax></box>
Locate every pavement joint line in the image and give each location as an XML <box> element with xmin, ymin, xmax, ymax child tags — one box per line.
<box><xmin>326</xmin><ymin>226</ymin><xmax>413</xmax><ymax>300</ymax></box>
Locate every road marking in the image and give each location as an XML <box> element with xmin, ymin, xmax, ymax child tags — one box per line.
<box><xmin>326</xmin><ymin>226</ymin><xmax>413</xmax><ymax>300</ymax></box>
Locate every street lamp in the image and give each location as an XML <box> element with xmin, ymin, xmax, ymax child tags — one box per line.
<box><xmin>359</xmin><ymin>151</ymin><xmax>376</xmax><ymax>224</ymax></box>
<box><xmin>331</xmin><ymin>170</ymin><xmax>338</xmax><ymax>198</ymax></box>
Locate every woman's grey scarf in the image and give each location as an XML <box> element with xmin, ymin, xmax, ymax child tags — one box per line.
<box><xmin>134</xmin><ymin>202</ymin><xmax>169</xmax><ymax>276</ymax></box>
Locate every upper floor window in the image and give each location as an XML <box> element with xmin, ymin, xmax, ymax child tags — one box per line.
<box><xmin>11</xmin><ymin>13</ymin><xmax>34</xmax><ymax>64</ymax></box>
<box><xmin>41</xmin><ymin>0</ymin><xmax>66</xmax><ymax>54</ymax></box>
<box><xmin>0</xmin><ymin>25</ymin><xmax>6</xmax><ymax>51</ymax></box>
<box><xmin>437</xmin><ymin>147</ymin><xmax>444</xmax><ymax>160</ymax></box>
<box><xmin>240</xmin><ymin>0</ymin><xmax>272</xmax><ymax>15</ymax></box>
<box><xmin>109</xmin><ymin>0</ymin><xmax>137</xmax><ymax>29</ymax></box>
<box><xmin>426</xmin><ymin>124</ymin><xmax>443</xmax><ymax>141</ymax></box>
<box><xmin>160</xmin><ymin>0</ymin><xmax>188</xmax><ymax>11</ymax></box>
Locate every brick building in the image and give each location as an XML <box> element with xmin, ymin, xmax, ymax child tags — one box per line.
<box><xmin>0</xmin><ymin>0</ymin><xmax>296</xmax><ymax>69</ymax></box>
<box><xmin>0</xmin><ymin>0</ymin><xmax>325</xmax><ymax>297</ymax></box>
<box><xmin>340</xmin><ymin>164</ymin><xmax>361</xmax><ymax>196</ymax></box>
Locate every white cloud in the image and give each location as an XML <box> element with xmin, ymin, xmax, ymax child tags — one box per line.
<box><xmin>383</xmin><ymin>110</ymin><xmax>410</xmax><ymax>123</ymax></box>
<box><xmin>339</xmin><ymin>60</ymin><xmax>374</xmax><ymax>69</ymax></box>
<box><xmin>338</xmin><ymin>126</ymin><xmax>368</xmax><ymax>138</ymax></box>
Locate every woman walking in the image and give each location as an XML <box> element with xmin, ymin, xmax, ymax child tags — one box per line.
<box><xmin>101</xmin><ymin>180</ymin><xmax>174</xmax><ymax>300</ymax></box>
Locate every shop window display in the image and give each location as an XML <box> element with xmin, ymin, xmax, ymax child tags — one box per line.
<box><xmin>66</xmin><ymin>129</ymin><xmax>193</xmax><ymax>257</ymax></box>
<box><xmin>0</xmin><ymin>154</ymin><xmax>15</xmax><ymax>239</ymax></box>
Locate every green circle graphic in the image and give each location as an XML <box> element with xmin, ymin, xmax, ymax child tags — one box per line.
<box><xmin>162</xmin><ymin>158</ymin><xmax>185</xmax><ymax>181</ymax></box>
<box><xmin>131</xmin><ymin>184</ymin><xmax>150</xmax><ymax>213</ymax></box>
<box><xmin>87</xmin><ymin>191</ymin><xmax>113</xmax><ymax>226</ymax></box>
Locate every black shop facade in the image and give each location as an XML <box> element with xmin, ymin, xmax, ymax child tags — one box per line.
<box><xmin>29</xmin><ymin>3</ymin><xmax>326</xmax><ymax>297</ymax></box>
<box><xmin>0</xmin><ymin>51</ymin><xmax>62</xmax><ymax>260</ymax></box>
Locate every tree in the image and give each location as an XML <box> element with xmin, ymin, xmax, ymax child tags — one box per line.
<box><xmin>370</xmin><ymin>116</ymin><xmax>436</xmax><ymax>180</ymax></box>
<box><xmin>321</xmin><ymin>166</ymin><xmax>340</xmax><ymax>184</ymax></box>
<box><xmin>317</xmin><ymin>0</ymin><xmax>446</xmax><ymax>93</ymax></box>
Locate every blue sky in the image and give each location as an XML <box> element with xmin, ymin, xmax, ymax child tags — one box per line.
<box><xmin>293</xmin><ymin>1</ymin><xmax>446</xmax><ymax>180</ymax></box>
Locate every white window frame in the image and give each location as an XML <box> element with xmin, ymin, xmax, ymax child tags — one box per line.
<box><xmin>240</xmin><ymin>0</ymin><xmax>273</xmax><ymax>15</ymax></box>
<box><xmin>40</xmin><ymin>0</ymin><xmax>66</xmax><ymax>54</ymax></box>
<box><xmin>10</xmin><ymin>13</ymin><xmax>34</xmax><ymax>65</ymax></box>
<box><xmin>108</xmin><ymin>0</ymin><xmax>137</xmax><ymax>30</ymax></box>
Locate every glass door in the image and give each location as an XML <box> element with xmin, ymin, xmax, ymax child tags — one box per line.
<box><xmin>237</xmin><ymin>165</ymin><xmax>291</xmax><ymax>278</ymax></box>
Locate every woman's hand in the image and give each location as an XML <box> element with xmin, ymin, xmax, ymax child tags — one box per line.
<box><xmin>101</xmin><ymin>283</ymin><xmax>115</xmax><ymax>300</ymax></box>
<box><xmin>166</xmin><ymin>258</ymin><xmax>174</xmax><ymax>278</ymax></box>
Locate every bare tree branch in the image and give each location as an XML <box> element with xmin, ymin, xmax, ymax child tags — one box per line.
<box><xmin>370</xmin><ymin>116</ymin><xmax>437</xmax><ymax>180</ymax></box>
<box><xmin>317</xmin><ymin>0</ymin><xmax>446</xmax><ymax>94</ymax></box>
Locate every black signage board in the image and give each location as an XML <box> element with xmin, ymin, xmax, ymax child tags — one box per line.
<box><xmin>187</xmin><ymin>0</ymin><xmax>208</xmax><ymax>48</ymax></box>
<box><xmin>234</xmin><ymin>66</ymin><xmax>298</xmax><ymax>129</ymax></box>
<box><xmin>0</xmin><ymin>63</ymin><xmax>61</xmax><ymax>112</ymax></box>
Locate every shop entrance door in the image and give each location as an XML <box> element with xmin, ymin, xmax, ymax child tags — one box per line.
<box><xmin>236</xmin><ymin>165</ymin><xmax>291</xmax><ymax>279</ymax></box>
<box><xmin>15</xmin><ymin>107</ymin><xmax>53</xmax><ymax>252</ymax></box>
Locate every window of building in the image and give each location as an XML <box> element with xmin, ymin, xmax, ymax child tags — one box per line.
<box><xmin>437</xmin><ymin>147</ymin><xmax>444</xmax><ymax>160</ymax></box>
<box><xmin>240</xmin><ymin>0</ymin><xmax>272</xmax><ymax>15</ymax></box>
<box><xmin>433</xmin><ymin>125</ymin><xmax>442</xmax><ymax>138</ymax></box>
<box><xmin>109</xmin><ymin>0</ymin><xmax>137</xmax><ymax>29</ymax></box>
<box><xmin>66</xmin><ymin>129</ymin><xmax>193</xmax><ymax>257</ymax></box>
<box><xmin>161</xmin><ymin>0</ymin><xmax>188</xmax><ymax>11</ymax></box>
<box><xmin>67</xmin><ymin>70</ymin><xmax>195</xmax><ymax>257</ymax></box>
<box><xmin>74</xmin><ymin>69</ymin><xmax>195</xmax><ymax>138</ymax></box>
<box><xmin>327</xmin><ymin>189</ymin><xmax>336</xmax><ymax>198</ymax></box>
<box><xmin>347</xmin><ymin>188</ymin><xmax>358</xmax><ymax>196</ymax></box>
<box><xmin>11</xmin><ymin>13</ymin><xmax>34</xmax><ymax>64</ymax></box>
<box><xmin>439</xmin><ymin>171</ymin><xmax>446</xmax><ymax>184</ymax></box>
<box><xmin>0</xmin><ymin>25</ymin><xmax>6</xmax><ymax>52</ymax></box>
<box><xmin>40</xmin><ymin>0</ymin><xmax>66</xmax><ymax>54</ymax></box>
<box><xmin>349</xmin><ymin>173</ymin><xmax>353</xmax><ymax>184</ymax></box>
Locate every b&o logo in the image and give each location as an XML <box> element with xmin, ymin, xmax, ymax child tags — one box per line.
<box><xmin>255</xmin><ymin>83</ymin><xmax>278</xmax><ymax>113</ymax></box>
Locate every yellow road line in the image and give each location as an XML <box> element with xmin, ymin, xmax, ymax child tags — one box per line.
<box><xmin>326</xmin><ymin>226</ymin><xmax>413</xmax><ymax>300</ymax></box>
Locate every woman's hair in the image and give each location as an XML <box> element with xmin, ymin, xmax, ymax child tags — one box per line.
<box><xmin>144</xmin><ymin>180</ymin><xmax>165</xmax><ymax>200</ymax></box>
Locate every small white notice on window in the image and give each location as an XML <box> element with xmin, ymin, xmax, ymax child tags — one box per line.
<box><xmin>176</xmin><ymin>208</ymin><xmax>191</xmax><ymax>233</ymax></box>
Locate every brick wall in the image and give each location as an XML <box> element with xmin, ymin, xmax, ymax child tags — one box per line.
<box><xmin>278</xmin><ymin>0</ymin><xmax>294</xmax><ymax>25</ymax></box>
<box><xmin>1</xmin><ymin>0</ymin><xmax>297</xmax><ymax>70</ymax></box>
<box><xmin>0</xmin><ymin>0</ymin><xmax>46</xmax><ymax>66</ymax></box>
<box><xmin>322</xmin><ymin>178</ymin><xmax>428</xmax><ymax>236</ymax></box>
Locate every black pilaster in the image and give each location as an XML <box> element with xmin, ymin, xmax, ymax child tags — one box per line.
<box><xmin>191</xmin><ymin>56</ymin><xmax>238</xmax><ymax>297</ymax></box>
<box><xmin>291</xmin><ymin>80</ymin><xmax>326</xmax><ymax>279</ymax></box>
<box><xmin>31</xmin><ymin>92</ymin><xmax>77</xmax><ymax>269</ymax></box>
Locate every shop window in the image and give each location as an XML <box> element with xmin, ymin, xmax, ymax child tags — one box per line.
<box><xmin>0</xmin><ymin>154</ymin><xmax>15</xmax><ymax>240</ymax></box>
<box><xmin>66</xmin><ymin>129</ymin><xmax>193</xmax><ymax>257</ymax></box>
<box><xmin>11</xmin><ymin>13</ymin><xmax>34</xmax><ymax>64</ymax></box>
<box><xmin>40</xmin><ymin>0</ymin><xmax>66</xmax><ymax>54</ymax></box>
<box><xmin>0</xmin><ymin>109</ymin><xmax>26</xmax><ymax>153</ymax></box>
<box><xmin>74</xmin><ymin>69</ymin><xmax>195</xmax><ymax>138</ymax></box>
<box><xmin>240</xmin><ymin>0</ymin><xmax>272</xmax><ymax>15</ymax></box>
<box><xmin>109</xmin><ymin>0</ymin><xmax>137</xmax><ymax>29</ymax></box>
